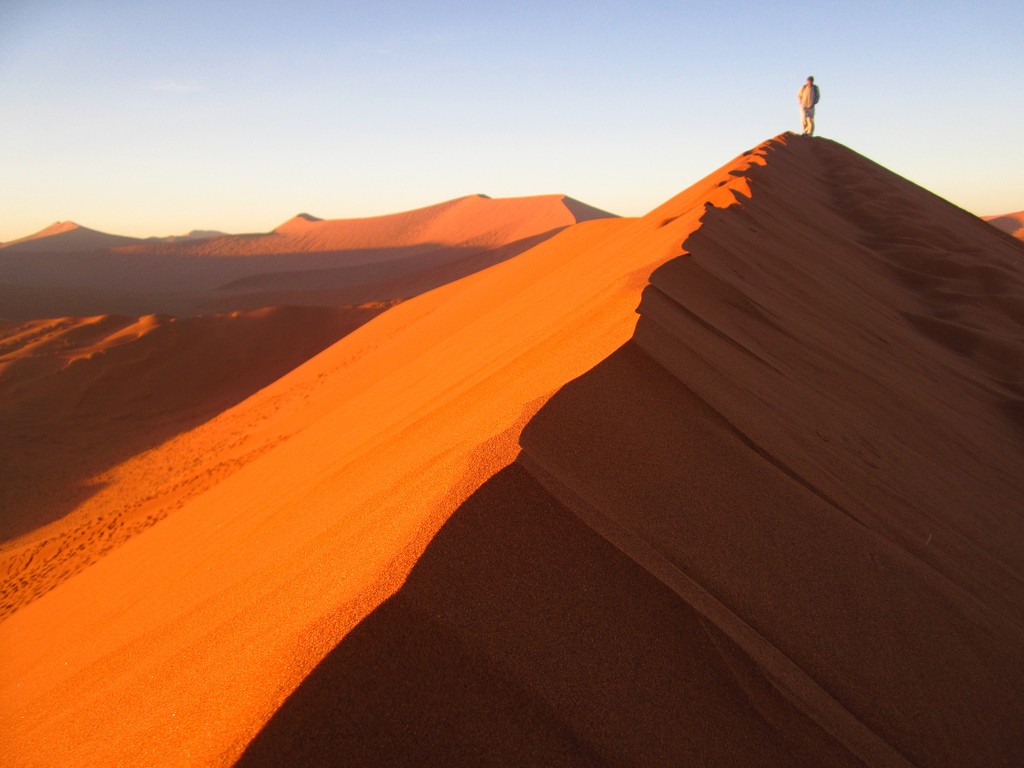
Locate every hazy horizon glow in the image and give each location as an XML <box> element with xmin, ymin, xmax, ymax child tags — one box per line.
<box><xmin>2</xmin><ymin>0</ymin><xmax>1022</xmax><ymax>241</ymax></box>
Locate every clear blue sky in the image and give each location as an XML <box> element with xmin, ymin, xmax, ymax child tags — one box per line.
<box><xmin>2</xmin><ymin>0</ymin><xmax>1021</xmax><ymax>241</ymax></box>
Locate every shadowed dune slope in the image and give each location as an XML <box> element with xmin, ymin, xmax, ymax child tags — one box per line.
<box><xmin>3</xmin><ymin>134</ymin><xmax>1024</xmax><ymax>767</ymax></box>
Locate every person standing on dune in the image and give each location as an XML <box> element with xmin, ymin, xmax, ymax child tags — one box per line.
<box><xmin>798</xmin><ymin>76</ymin><xmax>820</xmax><ymax>136</ymax></box>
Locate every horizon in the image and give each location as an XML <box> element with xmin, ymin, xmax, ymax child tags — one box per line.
<box><xmin>2</xmin><ymin>0</ymin><xmax>1022</xmax><ymax>242</ymax></box>
<box><xmin>1</xmin><ymin>191</ymin><xmax>610</xmax><ymax>244</ymax></box>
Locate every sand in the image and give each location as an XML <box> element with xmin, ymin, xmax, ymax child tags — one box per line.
<box><xmin>2</xmin><ymin>134</ymin><xmax>1022</xmax><ymax>767</ymax></box>
<box><xmin>0</xmin><ymin>305</ymin><xmax>394</xmax><ymax>617</ymax></box>
<box><xmin>0</xmin><ymin>195</ymin><xmax>612</xmax><ymax>319</ymax></box>
<box><xmin>0</xmin><ymin>192</ymin><xmax>611</xmax><ymax>616</ymax></box>
<box><xmin>985</xmin><ymin>210</ymin><xmax>1024</xmax><ymax>239</ymax></box>
<box><xmin>0</xmin><ymin>222</ymin><xmax>144</xmax><ymax>253</ymax></box>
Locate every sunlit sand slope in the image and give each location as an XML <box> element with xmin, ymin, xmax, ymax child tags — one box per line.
<box><xmin>0</xmin><ymin>306</ymin><xmax>390</xmax><ymax>617</ymax></box>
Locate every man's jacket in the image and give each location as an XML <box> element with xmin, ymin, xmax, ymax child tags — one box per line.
<box><xmin>798</xmin><ymin>84</ymin><xmax>820</xmax><ymax>109</ymax></box>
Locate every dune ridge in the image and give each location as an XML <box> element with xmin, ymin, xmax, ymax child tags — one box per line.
<box><xmin>0</xmin><ymin>222</ymin><xmax>144</xmax><ymax>253</ymax></box>
<box><xmin>254</xmin><ymin>194</ymin><xmax>612</xmax><ymax>255</ymax></box>
<box><xmin>238</xmin><ymin>135</ymin><xmax>1024</xmax><ymax>767</ymax></box>
<box><xmin>0</xmin><ymin>194</ymin><xmax>613</xmax><ymax>319</ymax></box>
<box><xmin>511</xmin><ymin>136</ymin><xmax>1024</xmax><ymax>766</ymax></box>
<box><xmin>2</xmin><ymin>135</ymin><xmax>1022</xmax><ymax>766</ymax></box>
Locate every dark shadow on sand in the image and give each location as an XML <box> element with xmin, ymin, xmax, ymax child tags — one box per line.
<box><xmin>236</xmin><ymin>342</ymin><xmax>857</xmax><ymax>768</ymax></box>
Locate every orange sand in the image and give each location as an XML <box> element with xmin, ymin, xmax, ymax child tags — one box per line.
<box><xmin>0</xmin><ymin>195</ymin><xmax>612</xmax><ymax>319</ymax></box>
<box><xmin>0</xmin><ymin>222</ymin><xmax>144</xmax><ymax>253</ymax></box>
<box><xmin>0</xmin><ymin>306</ymin><xmax>392</xmax><ymax>617</ymax></box>
<box><xmin>985</xmin><ymin>210</ymin><xmax>1024</xmax><ymax>239</ymax></box>
<box><xmin>2</xmin><ymin>135</ymin><xmax>1022</xmax><ymax>766</ymax></box>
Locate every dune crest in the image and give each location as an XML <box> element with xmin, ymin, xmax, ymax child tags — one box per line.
<box><xmin>2</xmin><ymin>135</ymin><xmax>1022</xmax><ymax>766</ymax></box>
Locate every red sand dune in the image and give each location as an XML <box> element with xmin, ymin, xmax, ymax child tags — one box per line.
<box><xmin>0</xmin><ymin>195</ymin><xmax>612</xmax><ymax>319</ymax></box>
<box><xmin>0</xmin><ymin>222</ymin><xmax>144</xmax><ymax>253</ymax></box>
<box><xmin>2</xmin><ymin>134</ymin><xmax>1023</xmax><ymax>766</ymax></box>
<box><xmin>255</xmin><ymin>194</ymin><xmax>612</xmax><ymax>255</ymax></box>
<box><xmin>0</xmin><ymin>306</ymin><xmax>389</xmax><ymax>613</ymax></box>
<box><xmin>985</xmin><ymin>210</ymin><xmax>1024</xmax><ymax>239</ymax></box>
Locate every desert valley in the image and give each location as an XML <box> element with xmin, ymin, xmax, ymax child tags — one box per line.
<box><xmin>2</xmin><ymin>133</ymin><xmax>1023</xmax><ymax>766</ymax></box>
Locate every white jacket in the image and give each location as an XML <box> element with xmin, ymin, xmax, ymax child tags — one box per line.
<box><xmin>798</xmin><ymin>83</ymin><xmax>820</xmax><ymax>109</ymax></box>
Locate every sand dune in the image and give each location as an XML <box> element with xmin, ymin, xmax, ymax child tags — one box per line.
<box><xmin>0</xmin><ymin>195</ymin><xmax>613</xmax><ymax>319</ymax></box>
<box><xmin>0</xmin><ymin>193</ymin><xmax>610</xmax><ymax>609</ymax></box>
<box><xmin>0</xmin><ymin>222</ymin><xmax>144</xmax><ymax>253</ymax></box>
<box><xmin>2</xmin><ymin>135</ymin><xmax>1022</xmax><ymax>766</ymax></box>
<box><xmin>985</xmin><ymin>210</ymin><xmax>1024</xmax><ymax>239</ymax></box>
<box><xmin>0</xmin><ymin>305</ymin><xmax>389</xmax><ymax>615</ymax></box>
<box><xmin>255</xmin><ymin>194</ymin><xmax>612</xmax><ymax>255</ymax></box>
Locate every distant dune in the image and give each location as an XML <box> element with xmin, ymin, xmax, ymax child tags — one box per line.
<box><xmin>1</xmin><ymin>135</ymin><xmax>1022</xmax><ymax>766</ymax></box>
<box><xmin>252</xmin><ymin>194</ymin><xmax>612</xmax><ymax>254</ymax></box>
<box><xmin>0</xmin><ymin>222</ymin><xmax>226</xmax><ymax>250</ymax></box>
<box><xmin>985</xmin><ymin>209</ymin><xmax>1024</xmax><ymax>239</ymax></box>
<box><xmin>152</xmin><ymin>229</ymin><xmax>228</xmax><ymax>243</ymax></box>
<box><xmin>0</xmin><ymin>221</ymin><xmax>144</xmax><ymax>253</ymax></box>
<box><xmin>0</xmin><ymin>195</ymin><xmax>614</xmax><ymax>319</ymax></box>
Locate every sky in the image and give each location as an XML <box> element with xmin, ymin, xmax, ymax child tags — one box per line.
<box><xmin>1</xmin><ymin>0</ymin><xmax>1022</xmax><ymax>241</ymax></box>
